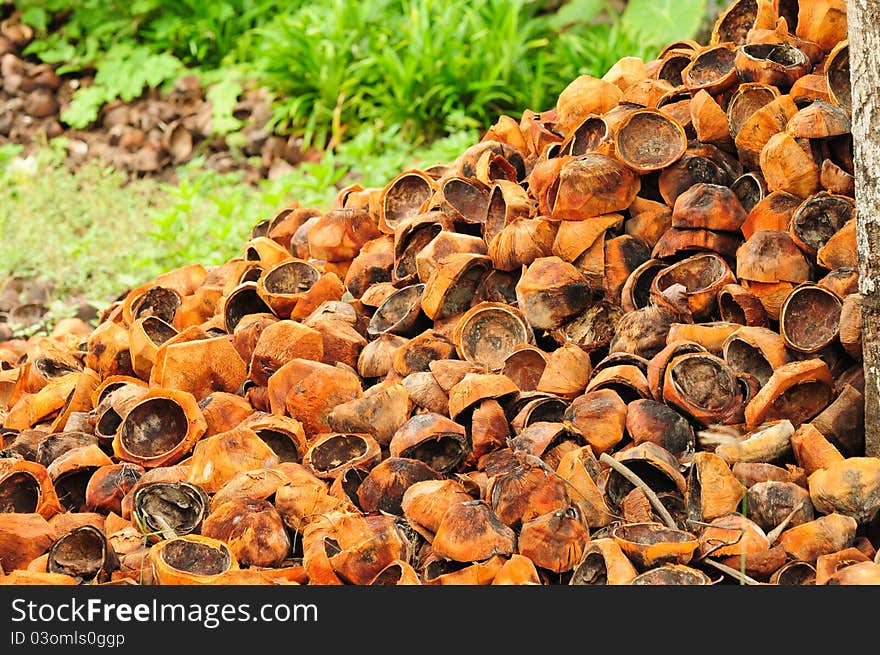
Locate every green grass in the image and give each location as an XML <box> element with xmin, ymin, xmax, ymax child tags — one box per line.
<box><xmin>0</xmin><ymin>130</ymin><xmax>476</xmax><ymax>327</ymax></box>
<box><xmin>15</xmin><ymin>0</ymin><xmax>708</xmax><ymax>147</ymax></box>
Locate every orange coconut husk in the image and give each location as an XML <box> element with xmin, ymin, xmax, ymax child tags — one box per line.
<box><xmin>682</xmin><ymin>43</ymin><xmax>739</xmax><ymax>95</ymax></box>
<box><xmin>550</xmin><ymin>154</ymin><xmax>640</xmax><ymax>220</ymax></box>
<box><xmin>722</xmin><ymin>325</ymin><xmax>789</xmax><ymax>385</ymax></box>
<box><xmin>329</xmin><ymin>381</ymin><xmax>412</xmax><ymax>447</ymax></box>
<box><xmin>255</xmin><ymin>259</ymin><xmax>322</xmax><ymax>319</ymax></box>
<box><xmin>778</xmin><ymin>512</ymin><xmax>857</xmax><ymax>562</ymax></box>
<box><xmin>687</xmin><ymin>452</ymin><xmax>746</xmax><ymax>522</ymax></box>
<box><xmin>188</xmin><ymin>426</ymin><xmax>280</xmax><ymax>494</ymax></box>
<box><xmin>820</xmin><ymin>158</ymin><xmax>855</xmax><ymax>196</ymax></box>
<box><xmin>378</xmin><ymin>170</ymin><xmax>437</xmax><ymax>233</ymax></box>
<box><xmin>432</xmin><ymin>499</ymin><xmax>516</xmax><ymax>562</ymax></box>
<box><xmin>201</xmin><ymin>498</ymin><xmax>290</xmax><ymax>568</ymax></box>
<box><xmin>0</xmin><ymin>459</ymin><xmax>63</xmax><ymax>518</ymax></box>
<box><xmin>555</xmin><ymin>75</ymin><xmax>622</xmax><ymax>138</ymax></box>
<box><xmin>274</xmin><ymin>467</ymin><xmax>354</xmax><ymax>532</ymax></box>
<box><xmin>734</xmin><ymin>93</ymin><xmax>797</xmax><ymax>171</ymax></box>
<box><xmin>113</xmin><ymin>388</ymin><xmax>207</xmax><ymax>468</ymax></box>
<box><xmin>422</xmin><ymin>554</ymin><xmax>506</xmax><ymax>585</ymax></box>
<box><xmin>662</xmin><ymin>352</ymin><xmax>741</xmax><ymax>425</ymax></box>
<box><xmin>420</xmin><ymin>253</ymin><xmax>492</xmax><ymax>322</ymax></box>
<box><xmin>266</xmin><ymin>358</ymin><xmax>362</xmax><ymax>436</ymax></box>
<box><xmin>741</xmin><ymin>191</ymin><xmax>801</xmax><ymax>239</ymax></box>
<box><xmin>570</xmin><ymin>538</ymin><xmax>638</xmax><ymax>585</ymax></box>
<box><xmin>795</xmin><ymin>0</ymin><xmax>848</xmax><ymax>53</ymax></box>
<box><xmin>0</xmin><ymin>512</ymin><xmax>56</xmax><ymax>571</ymax></box>
<box><xmin>149</xmin><ymin>534</ymin><xmax>239</xmax><ymax>585</ymax></box>
<box><xmin>302</xmin><ymin>433</ymin><xmax>382</xmax><ymax>480</ymax></box>
<box><xmin>690</xmin><ymin>89</ymin><xmax>735</xmax><ymax>150</ymax></box>
<box><xmin>49</xmin><ymin>367</ymin><xmax>100</xmax><ymax>433</ymax></box>
<box><xmin>760</xmin><ymin>132</ymin><xmax>821</xmax><ymax>197</ymax></box>
<box><xmin>563</xmin><ymin>389</ymin><xmax>627</xmax><ymax>455</ymax></box>
<box><xmin>149</xmin><ymin>334</ymin><xmax>247</xmax><ymax>401</ymax></box>
<box><xmin>198</xmin><ymin>392</ymin><xmax>254</xmax><ymax>436</ymax></box>
<box><xmin>249</xmin><ymin>320</ymin><xmax>323</xmax><ymax>387</ymax></box>
<box><xmin>718</xmin><ymin>283</ymin><xmax>769</xmax><ymax>327</ymax></box>
<box><xmin>625</xmin><ymin>201</ymin><xmax>671</xmax><ymax>250</ymax></box>
<box><xmin>815</xmin><ymin>548</ymin><xmax>872</xmax><ymax>585</ymax></box>
<box><xmin>612</xmin><ymin>522</ymin><xmax>699</xmax><ymax>570</ymax></box>
<box><xmin>744</xmin><ymin>359</ymin><xmax>833</xmax><ymax>428</ymax></box>
<box><xmin>491</xmin><ymin>554</ymin><xmax>541</xmax><ymax>585</ymax></box>
<box><xmin>556</xmin><ymin>447</ymin><xmax>614</xmax><ymax>528</ymax></box>
<box><xmin>808</xmin><ymin>457</ymin><xmax>880</xmax><ymax>524</ymax></box>
<box><xmin>401</xmin><ymin>478</ymin><xmax>473</xmax><ymax>542</ymax></box>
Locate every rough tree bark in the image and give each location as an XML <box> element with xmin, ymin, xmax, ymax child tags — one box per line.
<box><xmin>850</xmin><ymin>0</ymin><xmax>880</xmax><ymax>456</ymax></box>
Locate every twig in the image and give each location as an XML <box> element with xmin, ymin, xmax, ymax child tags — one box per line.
<box><xmin>766</xmin><ymin>502</ymin><xmax>805</xmax><ymax>545</ymax></box>
<box><xmin>703</xmin><ymin>558</ymin><xmax>761</xmax><ymax>585</ymax></box>
<box><xmin>695</xmin><ymin>528</ymin><xmax>744</xmax><ymax>561</ymax></box>
<box><xmin>598</xmin><ymin>452</ymin><xmax>677</xmax><ymax>529</ymax></box>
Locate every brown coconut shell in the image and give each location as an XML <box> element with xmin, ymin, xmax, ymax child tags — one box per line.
<box><xmin>113</xmin><ymin>389</ymin><xmax>207</xmax><ymax>469</ymax></box>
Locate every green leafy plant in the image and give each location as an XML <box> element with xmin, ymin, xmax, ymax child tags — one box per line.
<box><xmin>621</xmin><ymin>0</ymin><xmax>709</xmax><ymax>46</ymax></box>
<box><xmin>62</xmin><ymin>44</ymin><xmax>183</xmax><ymax>128</ymax></box>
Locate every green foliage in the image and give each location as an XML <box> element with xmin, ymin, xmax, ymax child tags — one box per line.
<box><xmin>18</xmin><ymin>0</ymin><xmax>710</xmax><ymax>144</ymax></box>
<box><xmin>204</xmin><ymin>76</ymin><xmax>245</xmax><ymax>137</ymax></box>
<box><xmin>246</xmin><ymin>0</ymin><xmax>696</xmax><ymax>149</ymax></box>
<box><xmin>621</xmin><ymin>0</ymin><xmax>709</xmax><ymax>47</ymax></box>
<box><xmin>62</xmin><ymin>44</ymin><xmax>182</xmax><ymax>128</ymax></box>
<box><xmin>0</xmin><ymin>130</ymin><xmax>476</xmax><ymax>311</ymax></box>
<box><xmin>19</xmin><ymin>0</ymin><xmax>287</xmax><ymax>68</ymax></box>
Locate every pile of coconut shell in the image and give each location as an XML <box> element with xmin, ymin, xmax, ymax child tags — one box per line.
<box><xmin>0</xmin><ymin>13</ymin><xmax>299</xmax><ymax>180</ymax></box>
<box><xmin>1</xmin><ymin>0</ymin><xmax>878</xmax><ymax>586</ymax></box>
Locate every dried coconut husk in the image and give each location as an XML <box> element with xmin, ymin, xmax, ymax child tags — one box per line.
<box><xmin>817</xmin><ymin>219</ymin><xmax>857</xmax><ymax>270</ymax></box>
<box><xmin>710</xmin><ymin>0</ymin><xmax>767</xmax><ymax>45</ymax></box>
<box><xmin>515</xmin><ymin>257</ymin><xmax>591</xmax><ymax>331</ymax></box>
<box><xmin>682</xmin><ymin>43</ymin><xmax>739</xmax><ymax>95</ymax></box>
<box><xmin>731</xmin><ymin>171</ymin><xmax>769</xmax><ymax>215</ymax></box>
<box><xmin>627</xmin><ymin>399</ymin><xmax>695</xmax><ymax>461</ymax></box>
<box><xmin>722</xmin><ymin>325</ymin><xmax>789</xmax><ymax>386</ymax></box>
<box><xmin>662</xmin><ymin>352</ymin><xmax>741</xmax><ymax>425</ymax></box>
<box><xmin>467</xmin><ymin>398</ymin><xmax>510</xmax><ymax>467</ymax></box>
<box><xmin>744</xmin><ymin>358</ymin><xmax>833</xmax><ymax>428</ymax></box>
<box><xmin>715</xmin><ymin>420</ymin><xmax>795</xmax><ymax>465</ymax></box>
<box><xmin>760</xmin><ymin>131</ymin><xmax>821</xmax><ymax>197</ymax></box>
<box><xmin>555</xmin><ymin>75</ymin><xmax>623</xmax><ymax>138</ymax></box>
<box><xmin>0</xmin><ymin>459</ymin><xmax>63</xmax><ymax>518</ymax></box>
<box><xmin>727</xmin><ymin>82</ymin><xmax>780</xmax><ymax>146</ymax></box>
<box><xmin>779</xmin><ymin>512</ymin><xmax>856</xmax><ymax>562</ymax></box>
<box><xmin>718</xmin><ymin>283</ymin><xmax>768</xmax><ymax>326</ymax></box>
<box><xmin>420</xmin><ymin>253</ymin><xmax>491</xmax><ymax>322</ymax></box>
<box><xmin>549</xmin><ymin>154</ymin><xmax>640</xmax><ymax>220</ymax></box>
<box><xmin>452</xmin><ymin>302</ymin><xmax>532</xmax><ymax>371</ymax></box>
<box><xmin>687</xmin><ymin>452</ymin><xmax>746</xmax><ymax>522</ymax></box>
<box><xmin>0</xmin><ymin>512</ymin><xmax>56</xmax><ymax>572</ymax></box>
<box><xmin>690</xmin><ymin>89</ymin><xmax>735</xmax><ymax>150</ymax></box>
<box><xmin>790</xmin><ymin>192</ymin><xmax>855</xmax><ymax>257</ymax></box>
<box><xmin>5</xmin><ymin>373</ymin><xmax>79</xmax><ymax>431</ymax></box>
<box><xmin>613</xmin><ymin>109</ymin><xmax>687</xmax><ymax>172</ymax></box>
<box><xmin>389</xmin><ymin>413</ymin><xmax>468</xmax><ymax>474</ymax></box>
<box><xmin>111</xmin><ymin>388</ymin><xmax>206</xmax><ymax>470</ymax></box>
<box><xmin>415</xmin><ymin>232</ymin><xmax>488</xmax><ymax>285</ymax></box>
<box><xmin>570</xmin><ymin>538</ymin><xmax>638</xmax><ymax>585</ymax></box>
<box><xmin>401</xmin><ymin>478</ymin><xmax>472</xmax><ymax>542</ymax></box>
<box><xmin>266</xmin><ymin>359</ymin><xmax>362</xmax><ymax>436</ymax></box>
<box><xmin>187</xmin><ymin>426</ymin><xmax>279</xmax><ymax>494</ymax></box>
<box><xmin>735</xmin><ymin>42</ymin><xmax>811</xmax><ymax>87</ymax></box>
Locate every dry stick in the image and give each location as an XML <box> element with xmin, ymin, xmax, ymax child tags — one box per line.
<box><xmin>766</xmin><ymin>502</ymin><xmax>805</xmax><ymax>545</ymax></box>
<box><xmin>598</xmin><ymin>452</ymin><xmax>677</xmax><ymax>529</ymax></box>
<box><xmin>703</xmin><ymin>558</ymin><xmax>761</xmax><ymax>586</ymax></box>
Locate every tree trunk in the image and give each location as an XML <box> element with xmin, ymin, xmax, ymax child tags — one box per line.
<box><xmin>850</xmin><ymin>0</ymin><xmax>880</xmax><ymax>456</ymax></box>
